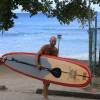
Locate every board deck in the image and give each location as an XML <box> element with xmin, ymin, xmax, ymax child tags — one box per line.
<box><xmin>2</xmin><ymin>52</ymin><xmax>92</xmax><ymax>87</ymax></box>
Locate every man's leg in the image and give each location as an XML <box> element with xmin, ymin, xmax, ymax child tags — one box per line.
<box><xmin>42</xmin><ymin>81</ymin><xmax>50</xmax><ymax>100</ymax></box>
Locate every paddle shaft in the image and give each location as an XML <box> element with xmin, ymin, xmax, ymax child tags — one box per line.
<box><xmin>4</xmin><ymin>57</ymin><xmax>54</xmax><ymax>71</ymax></box>
<box><xmin>2</xmin><ymin>57</ymin><xmax>61</xmax><ymax>78</ymax></box>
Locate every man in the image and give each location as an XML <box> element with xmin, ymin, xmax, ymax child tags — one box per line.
<box><xmin>36</xmin><ymin>36</ymin><xmax>58</xmax><ymax>100</ymax></box>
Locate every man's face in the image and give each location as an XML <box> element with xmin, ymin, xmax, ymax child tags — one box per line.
<box><xmin>50</xmin><ymin>38</ymin><xmax>56</xmax><ymax>47</ymax></box>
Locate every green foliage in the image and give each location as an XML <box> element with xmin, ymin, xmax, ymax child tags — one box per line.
<box><xmin>51</xmin><ymin>0</ymin><xmax>95</xmax><ymax>24</ymax></box>
<box><xmin>0</xmin><ymin>0</ymin><xmax>17</xmax><ymax>30</ymax></box>
<box><xmin>0</xmin><ymin>0</ymin><xmax>100</xmax><ymax>31</ymax></box>
<box><xmin>91</xmin><ymin>0</ymin><xmax>100</xmax><ymax>5</ymax></box>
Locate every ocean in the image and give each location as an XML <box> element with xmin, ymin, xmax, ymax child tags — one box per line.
<box><xmin>0</xmin><ymin>13</ymin><xmax>100</xmax><ymax>60</ymax></box>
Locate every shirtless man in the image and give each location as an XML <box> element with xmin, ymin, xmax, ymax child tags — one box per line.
<box><xmin>36</xmin><ymin>36</ymin><xmax>58</xmax><ymax>100</ymax></box>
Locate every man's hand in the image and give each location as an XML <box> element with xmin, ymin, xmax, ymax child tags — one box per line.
<box><xmin>37</xmin><ymin>64</ymin><xmax>42</xmax><ymax>70</ymax></box>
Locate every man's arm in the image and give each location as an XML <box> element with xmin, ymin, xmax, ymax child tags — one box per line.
<box><xmin>35</xmin><ymin>45</ymin><xmax>46</xmax><ymax>68</ymax></box>
<box><xmin>36</xmin><ymin>50</ymin><xmax>42</xmax><ymax>66</ymax></box>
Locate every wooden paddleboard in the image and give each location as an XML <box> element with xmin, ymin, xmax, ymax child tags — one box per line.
<box><xmin>2</xmin><ymin>52</ymin><xmax>92</xmax><ymax>87</ymax></box>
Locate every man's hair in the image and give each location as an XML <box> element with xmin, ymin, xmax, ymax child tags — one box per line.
<box><xmin>50</xmin><ymin>36</ymin><xmax>56</xmax><ymax>41</ymax></box>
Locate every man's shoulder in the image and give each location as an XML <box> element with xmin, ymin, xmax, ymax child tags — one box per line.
<box><xmin>42</xmin><ymin>44</ymin><xmax>50</xmax><ymax>48</ymax></box>
<box><xmin>41</xmin><ymin>44</ymin><xmax>50</xmax><ymax>49</ymax></box>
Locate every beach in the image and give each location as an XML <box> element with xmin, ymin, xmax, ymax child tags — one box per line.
<box><xmin>0</xmin><ymin>62</ymin><xmax>99</xmax><ymax>100</ymax></box>
<box><xmin>0</xmin><ymin>12</ymin><xmax>100</xmax><ymax>100</ymax></box>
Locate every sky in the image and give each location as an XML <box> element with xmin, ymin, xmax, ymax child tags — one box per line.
<box><xmin>92</xmin><ymin>4</ymin><xmax>100</xmax><ymax>12</ymax></box>
<box><xmin>13</xmin><ymin>4</ymin><xmax>100</xmax><ymax>13</ymax></box>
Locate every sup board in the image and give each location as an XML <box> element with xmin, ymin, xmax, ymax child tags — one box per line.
<box><xmin>1</xmin><ymin>52</ymin><xmax>92</xmax><ymax>87</ymax></box>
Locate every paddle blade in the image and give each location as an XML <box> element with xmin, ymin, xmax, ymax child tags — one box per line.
<box><xmin>50</xmin><ymin>68</ymin><xmax>61</xmax><ymax>78</ymax></box>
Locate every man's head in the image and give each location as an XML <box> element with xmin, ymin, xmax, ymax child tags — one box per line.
<box><xmin>49</xmin><ymin>36</ymin><xmax>57</xmax><ymax>47</ymax></box>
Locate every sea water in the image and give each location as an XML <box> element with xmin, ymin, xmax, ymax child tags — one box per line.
<box><xmin>0</xmin><ymin>13</ymin><xmax>100</xmax><ymax>60</ymax></box>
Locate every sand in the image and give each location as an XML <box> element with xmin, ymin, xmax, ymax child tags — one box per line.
<box><xmin>0</xmin><ymin>63</ymin><xmax>97</xmax><ymax>100</ymax></box>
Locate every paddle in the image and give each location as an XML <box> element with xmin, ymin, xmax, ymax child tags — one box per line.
<box><xmin>1</xmin><ymin>57</ymin><xmax>90</xmax><ymax>79</ymax></box>
<box><xmin>2</xmin><ymin>57</ymin><xmax>61</xmax><ymax>78</ymax></box>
